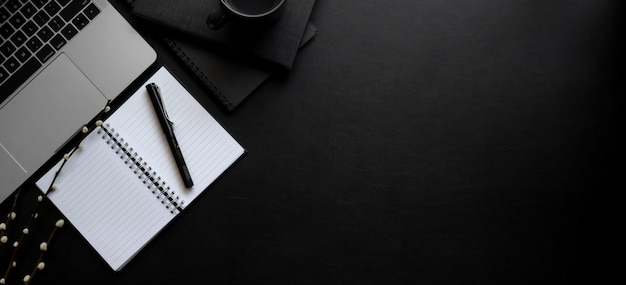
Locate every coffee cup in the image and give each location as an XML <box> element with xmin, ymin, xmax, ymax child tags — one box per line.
<box><xmin>206</xmin><ymin>0</ymin><xmax>286</xmax><ymax>30</ymax></box>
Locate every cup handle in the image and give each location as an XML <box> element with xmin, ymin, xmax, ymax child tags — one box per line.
<box><xmin>206</xmin><ymin>5</ymin><xmax>230</xmax><ymax>30</ymax></box>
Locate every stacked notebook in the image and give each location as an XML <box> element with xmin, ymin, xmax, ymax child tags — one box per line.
<box><xmin>132</xmin><ymin>0</ymin><xmax>316</xmax><ymax>70</ymax></box>
<box><xmin>129</xmin><ymin>0</ymin><xmax>318</xmax><ymax>111</ymax></box>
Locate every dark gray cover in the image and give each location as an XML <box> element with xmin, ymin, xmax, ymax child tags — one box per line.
<box><xmin>132</xmin><ymin>0</ymin><xmax>316</xmax><ymax>70</ymax></box>
<box><xmin>165</xmin><ymin>23</ymin><xmax>317</xmax><ymax>111</ymax></box>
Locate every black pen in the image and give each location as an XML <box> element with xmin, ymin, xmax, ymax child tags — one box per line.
<box><xmin>146</xmin><ymin>83</ymin><xmax>194</xmax><ymax>188</ymax></box>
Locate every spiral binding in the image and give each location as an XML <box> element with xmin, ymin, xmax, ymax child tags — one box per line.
<box><xmin>164</xmin><ymin>38</ymin><xmax>232</xmax><ymax>109</ymax></box>
<box><xmin>97</xmin><ymin>123</ymin><xmax>184</xmax><ymax>214</ymax></box>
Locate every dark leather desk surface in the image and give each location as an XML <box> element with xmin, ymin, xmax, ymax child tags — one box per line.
<box><xmin>1</xmin><ymin>0</ymin><xmax>622</xmax><ymax>284</ymax></box>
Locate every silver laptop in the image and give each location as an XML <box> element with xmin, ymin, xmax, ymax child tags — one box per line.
<box><xmin>0</xmin><ymin>0</ymin><xmax>157</xmax><ymax>202</ymax></box>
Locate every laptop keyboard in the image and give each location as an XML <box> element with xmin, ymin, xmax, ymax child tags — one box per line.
<box><xmin>0</xmin><ymin>0</ymin><xmax>101</xmax><ymax>104</ymax></box>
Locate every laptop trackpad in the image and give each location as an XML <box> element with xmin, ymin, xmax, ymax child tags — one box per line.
<box><xmin>0</xmin><ymin>54</ymin><xmax>106</xmax><ymax>173</ymax></box>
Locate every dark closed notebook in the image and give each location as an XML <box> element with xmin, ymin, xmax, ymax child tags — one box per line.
<box><xmin>133</xmin><ymin>0</ymin><xmax>316</xmax><ymax>70</ymax></box>
<box><xmin>165</xmin><ymin>23</ymin><xmax>318</xmax><ymax>111</ymax></box>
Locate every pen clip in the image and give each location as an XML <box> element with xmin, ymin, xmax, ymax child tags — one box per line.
<box><xmin>151</xmin><ymin>83</ymin><xmax>174</xmax><ymax>126</ymax></box>
<box><xmin>162</xmin><ymin>101</ymin><xmax>174</xmax><ymax>127</ymax></box>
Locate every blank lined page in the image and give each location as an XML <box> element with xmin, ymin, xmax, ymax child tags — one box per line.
<box><xmin>37</xmin><ymin>130</ymin><xmax>174</xmax><ymax>271</ymax></box>
<box><xmin>36</xmin><ymin>67</ymin><xmax>245</xmax><ymax>271</ymax></box>
<box><xmin>105</xmin><ymin>67</ymin><xmax>245</xmax><ymax>209</ymax></box>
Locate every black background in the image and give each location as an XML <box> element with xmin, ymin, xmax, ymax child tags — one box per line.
<box><xmin>1</xmin><ymin>0</ymin><xmax>622</xmax><ymax>284</ymax></box>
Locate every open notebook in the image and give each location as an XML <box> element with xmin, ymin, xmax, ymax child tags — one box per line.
<box><xmin>36</xmin><ymin>67</ymin><xmax>245</xmax><ymax>271</ymax></box>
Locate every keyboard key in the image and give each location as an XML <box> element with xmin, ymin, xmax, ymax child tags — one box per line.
<box><xmin>50</xmin><ymin>33</ymin><xmax>67</xmax><ymax>50</ymax></box>
<box><xmin>48</xmin><ymin>15</ymin><xmax>65</xmax><ymax>32</ymax></box>
<box><xmin>0</xmin><ymin>7</ymin><xmax>10</xmax><ymax>24</ymax></box>
<box><xmin>19</xmin><ymin>2</ymin><xmax>37</xmax><ymax>19</ymax></box>
<box><xmin>72</xmin><ymin>13</ymin><xmax>88</xmax><ymax>30</ymax></box>
<box><xmin>10</xmin><ymin>30</ymin><xmax>27</xmax><ymax>46</ymax></box>
<box><xmin>84</xmin><ymin>3</ymin><xmax>100</xmax><ymax>20</ymax></box>
<box><xmin>14</xmin><ymin>46</ymin><xmax>31</xmax><ymax>63</ymax></box>
<box><xmin>0</xmin><ymin>41</ymin><xmax>16</xmax><ymax>57</ymax></box>
<box><xmin>32</xmin><ymin>0</ymin><xmax>48</xmax><ymax>9</ymax></box>
<box><xmin>35</xmin><ymin>43</ymin><xmax>54</xmax><ymax>62</ymax></box>
<box><xmin>60</xmin><ymin>23</ymin><xmax>77</xmax><ymax>40</ymax></box>
<box><xmin>61</xmin><ymin>0</ymin><xmax>89</xmax><ymax>22</ymax></box>
<box><xmin>26</xmin><ymin>36</ymin><xmax>43</xmax><ymax>52</ymax></box>
<box><xmin>9</xmin><ymin>11</ymin><xmax>26</xmax><ymax>29</ymax></box>
<box><xmin>3</xmin><ymin>56</ymin><xmax>20</xmax><ymax>73</ymax></box>
<box><xmin>1</xmin><ymin>23</ymin><xmax>15</xmax><ymax>38</ymax></box>
<box><xmin>33</xmin><ymin>10</ymin><xmax>50</xmax><ymax>27</ymax></box>
<box><xmin>0</xmin><ymin>66</ymin><xmax>8</xmax><ymax>83</ymax></box>
<box><xmin>44</xmin><ymin>1</ymin><xmax>62</xmax><ymax>16</ymax></box>
<box><xmin>5</xmin><ymin>1</ymin><xmax>23</xmax><ymax>13</ymax></box>
<box><xmin>36</xmin><ymin>26</ymin><xmax>53</xmax><ymax>41</ymax></box>
<box><xmin>0</xmin><ymin>57</ymin><xmax>42</xmax><ymax>103</ymax></box>
<box><xmin>22</xmin><ymin>20</ymin><xmax>38</xmax><ymax>36</ymax></box>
